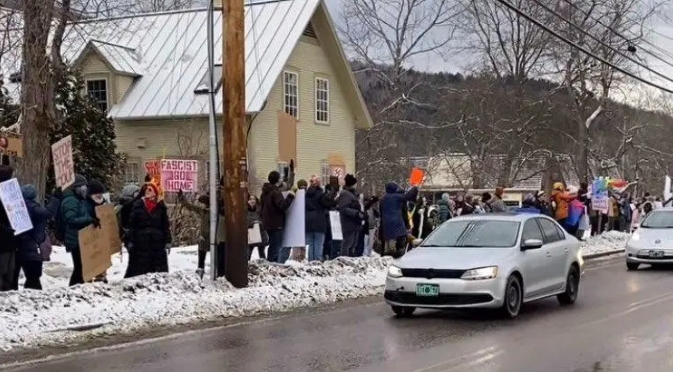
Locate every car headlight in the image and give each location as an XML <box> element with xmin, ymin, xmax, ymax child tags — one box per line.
<box><xmin>387</xmin><ymin>265</ymin><xmax>403</xmax><ymax>278</ymax></box>
<box><xmin>461</xmin><ymin>266</ymin><xmax>498</xmax><ymax>280</ymax></box>
<box><xmin>631</xmin><ymin>231</ymin><xmax>640</xmax><ymax>241</ymax></box>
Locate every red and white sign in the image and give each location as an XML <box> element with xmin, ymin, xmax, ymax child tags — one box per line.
<box><xmin>160</xmin><ymin>159</ymin><xmax>199</xmax><ymax>193</ymax></box>
<box><xmin>51</xmin><ymin>135</ymin><xmax>75</xmax><ymax>189</ymax></box>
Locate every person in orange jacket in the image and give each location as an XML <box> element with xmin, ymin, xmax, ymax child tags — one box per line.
<box><xmin>551</xmin><ymin>182</ymin><xmax>574</xmax><ymax>226</ymax></box>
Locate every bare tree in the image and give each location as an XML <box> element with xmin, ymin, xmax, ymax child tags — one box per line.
<box><xmin>339</xmin><ymin>0</ymin><xmax>463</xmax><ymax>189</ymax></box>
<box><xmin>551</xmin><ymin>0</ymin><xmax>659</xmax><ymax>181</ymax></box>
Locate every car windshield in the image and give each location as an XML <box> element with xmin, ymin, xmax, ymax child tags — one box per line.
<box><xmin>640</xmin><ymin>211</ymin><xmax>673</xmax><ymax>228</ymax></box>
<box><xmin>420</xmin><ymin>220</ymin><xmax>520</xmax><ymax>248</ymax></box>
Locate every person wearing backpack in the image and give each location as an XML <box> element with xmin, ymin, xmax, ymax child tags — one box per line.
<box><xmin>13</xmin><ymin>184</ymin><xmax>60</xmax><ymax>290</ymax></box>
<box><xmin>61</xmin><ymin>174</ymin><xmax>98</xmax><ymax>286</ymax></box>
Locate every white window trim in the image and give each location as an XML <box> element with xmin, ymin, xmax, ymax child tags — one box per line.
<box><xmin>124</xmin><ymin>161</ymin><xmax>140</xmax><ymax>184</ymax></box>
<box><xmin>283</xmin><ymin>71</ymin><xmax>299</xmax><ymax>118</ymax></box>
<box><xmin>314</xmin><ymin>77</ymin><xmax>330</xmax><ymax>124</ymax></box>
<box><xmin>85</xmin><ymin>77</ymin><xmax>109</xmax><ymax>111</ymax></box>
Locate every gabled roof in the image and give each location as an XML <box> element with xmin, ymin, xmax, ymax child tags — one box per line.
<box><xmin>1</xmin><ymin>0</ymin><xmax>373</xmax><ymax>127</ymax></box>
<box><xmin>74</xmin><ymin>40</ymin><xmax>144</xmax><ymax>76</ymax></box>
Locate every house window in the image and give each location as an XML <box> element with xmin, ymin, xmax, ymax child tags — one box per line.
<box><xmin>321</xmin><ymin>161</ymin><xmax>330</xmax><ymax>186</ymax></box>
<box><xmin>283</xmin><ymin>71</ymin><xmax>298</xmax><ymax>118</ymax></box>
<box><xmin>86</xmin><ymin>79</ymin><xmax>108</xmax><ymax>111</ymax></box>
<box><xmin>124</xmin><ymin>162</ymin><xmax>140</xmax><ymax>184</ymax></box>
<box><xmin>315</xmin><ymin>77</ymin><xmax>329</xmax><ymax>124</ymax></box>
<box><xmin>204</xmin><ymin>160</ymin><xmax>223</xmax><ymax>184</ymax></box>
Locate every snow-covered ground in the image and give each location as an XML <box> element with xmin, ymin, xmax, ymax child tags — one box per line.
<box><xmin>0</xmin><ymin>232</ymin><xmax>630</xmax><ymax>352</ymax></box>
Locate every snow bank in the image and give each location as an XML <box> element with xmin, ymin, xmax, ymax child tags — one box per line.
<box><xmin>0</xmin><ymin>232</ymin><xmax>629</xmax><ymax>352</ymax></box>
<box><xmin>0</xmin><ymin>257</ymin><xmax>390</xmax><ymax>351</ymax></box>
<box><xmin>579</xmin><ymin>230</ymin><xmax>629</xmax><ymax>256</ymax></box>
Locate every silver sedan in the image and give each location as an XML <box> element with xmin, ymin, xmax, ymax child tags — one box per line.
<box><xmin>384</xmin><ymin>213</ymin><xmax>584</xmax><ymax>318</ymax></box>
<box><xmin>626</xmin><ymin>209</ymin><xmax>673</xmax><ymax>270</ymax></box>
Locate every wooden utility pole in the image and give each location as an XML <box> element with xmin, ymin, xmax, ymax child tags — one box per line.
<box><xmin>221</xmin><ymin>0</ymin><xmax>248</xmax><ymax>287</ymax></box>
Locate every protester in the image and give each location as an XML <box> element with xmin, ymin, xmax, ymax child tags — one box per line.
<box><xmin>247</xmin><ymin>195</ymin><xmax>267</xmax><ymax>260</ymax></box>
<box><xmin>116</xmin><ymin>184</ymin><xmax>141</xmax><ymax>248</ymax></box>
<box><xmin>14</xmin><ymin>184</ymin><xmax>60</xmax><ymax>290</ymax></box>
<box><xmin>178</xmin><ymin>188</ymin><xmax>225</xmax><ymax>277</ymax></box>
<box><xmin>260</xmin><ymin>170</ymin><xmax>294</xmax><ymax>263</ymax></box>
<box><xmin>379</xmin><ymin>182</ymin><xmax>419</xmax><ymax>258</ymax></box>
<box><xmin>125</xmin><ymin>183</ymin><xmax>171</xmax><ymax>278</ymax></box>
<box><xmin>337</xmin><ymin>174</ymin><xmax>365</xmax><ymax>257</ymax></box>
<box><xmin>619</xmin><ymin>194</ymin><xmax>632</xmax><ymax>233</ymax></box>
<box><xmin>437</xmin><ymin>193</ymin><xmax>452</xmax><ymax>224</ymax></box>
<box><xmin>61</xmin><ymin>174</ymin><xmax>97</xmax><ymax>286</ymax></box>
<box><xmin>490</xmin><ymin>187</ymin><xmax>507</xmax><ymax>212</ymax></box>
<box><xmin>534</xmin><ymin>191</ymin><xmax>551</xmax><ymax>216</ymax></box>
<box><xmin>607</xmin><ymin>193</ymin><xmax>619</xmax><ymax>231</ymax></box>
<box><xmin>411</xmin><ymin>197</ymin><xmax>433</xmax><ymax>239</ymax></box>
<box><xmin>480</xmin><ymin>192</ymin><xmax>493</xmax><ymax>213</ymax></box>
<box><xmin>0</xmin><ymin>165</ymin><xmax>18</xmax><ymax>291</ymax></box>
<box><xmin>551</xmin><ymin>182</ymin><xmax>573</xmax><ymax>226</ymax></box>
<box><xmin>304</xmin><ymin>176</ymin><xmax>336</xmax><ymax>261</ymax></box>
<box><xmin>363</xmin><ymin>195</ymin><xmax>379</xmax><ymax>257</ymax></box>
<box><xmin>564</xmin><ymin>186</ymin><xmax>585</xmax><ymax>237</ymax></box>
<box><xmin>87</xmin><ymin>179</ymin><xmax>109</xmax><ymax>283</ymax></box>
<box><xmin>323</xmin><ymin>183</ymin><xmax>341</xmax><ymax>260</ymax></box>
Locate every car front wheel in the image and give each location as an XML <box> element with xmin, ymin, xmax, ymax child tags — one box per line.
<box><xmin>391</xmin><ymin>306</ymin><xmax>416</xmax><ymax>318</ymax></box>
<box><xmin>557</xmin><ymin>266</ymin><xmax>580</xmax><ymax>305</ymax></box>
<box><xmin>501</xmin><ymin>275</ymin><xmax>522</xmax><ymax>319</ymax></box>
<box><xmin>626</xmin><ymin>262</ymin><xmax>640</xmax><ymax>271</ymax></box>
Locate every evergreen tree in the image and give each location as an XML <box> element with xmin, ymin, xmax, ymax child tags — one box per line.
<box><xmin>48</xmin><ymin>68</ymin><xmax>124</xmax><ymax>191</ymax></box>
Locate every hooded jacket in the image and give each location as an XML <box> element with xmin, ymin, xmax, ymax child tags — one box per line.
<box><xmin>18</xmin><ymin>185</ymin><xmax>59</xmax><ymax>261</ymax></box>
<box><xmin>437</xmin><ymin>193</ymin><xmax>451</xmax><ymax>223</ymax></box>
<box><xmin>260</xmin><ymin>182</ymin><xmax>294</xmax><ymax>230</ymax></box>
<box><xmin>61</xmin><ymin>187</ymin><xmax>94</xmax><ymax>251</ymax></box>
<box><xmin>379</xmin><ymin>182</ymin><xmax>419</xmax><ymax>240</ymax></box>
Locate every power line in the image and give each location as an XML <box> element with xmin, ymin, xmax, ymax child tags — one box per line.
<box><xmin>529</xmin><ymin>0</ymin><xmax>673</xmax><ymax>88</ymax></box>
<box><xmin>493</xmin><ymin>0</ymin><xmax>673</xmax><ymax>94</ymax></box>
<box><xmin>557</xmin><ymin>0</ymin><xmax>673</xmax><ymax>72</ymax></box>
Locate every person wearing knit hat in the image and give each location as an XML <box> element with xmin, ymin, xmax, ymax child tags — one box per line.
<box><xmin>61</xmin><ymin>173</ymin><xmax>96</xmax><ymax>286</ymax></box>
<box><xmin>336</xmin><ymin>174</ymin><xmax>364</xmax><ymax>257</ymax></box>
<box><xmin>260</xmin><ymin>170</ymin><xmax>295</xmax><ymax>263</ymax></box>
<box><xmin>125</xmin><ymin>181</ymin><xmax>172</xmax><ymax>278</ymax></box>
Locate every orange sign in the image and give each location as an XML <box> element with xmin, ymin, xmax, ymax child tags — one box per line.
<box><xmin>409</xmin><ymin>168</ymin><xmax>425</xmax><ymax>187</ymax></box>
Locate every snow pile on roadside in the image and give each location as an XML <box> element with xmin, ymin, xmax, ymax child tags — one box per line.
<box><xmin>0</xmin><ymin>257</ymin><xmax>391</xmax><ymax>351</ymax></box>
<box><xmin>579</xmin><ymin>230</ymin><xmax>629</xmax><ymax>256</ymax></box>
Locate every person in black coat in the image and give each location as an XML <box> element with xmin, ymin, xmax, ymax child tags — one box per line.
<box><xmin>305</xmin><ymin>176</ymin><xmax>337</xmax><ymax>261</ymax></box>
<box><xmin>125</xmin><ymin>183</ymin><xmax>172</xmax><ymax>278</ymax></box>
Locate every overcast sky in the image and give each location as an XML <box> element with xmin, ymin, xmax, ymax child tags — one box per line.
<box><xmin>322</xmin><ymin>0</ymin><xmax>673</xmax><ymax>103</ymax></box>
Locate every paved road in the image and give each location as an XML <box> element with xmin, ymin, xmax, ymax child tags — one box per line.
<box><xmin>7</xmin><ymin>257</ymin><xmax>673</xmax><ymax>372</ymax></box>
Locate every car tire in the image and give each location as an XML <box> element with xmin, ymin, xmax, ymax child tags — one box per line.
<box><xmin>500</xmin><ymin>275</ymin><xmax>522</xmax><ymax>319</ymax></box>
<box><xmin>626</xmin><ymin>262</ymin><xmax>640</xmax><ymax>271</ymax></box>
<box><xmin>391</xmin><ymin>306</ymin><xmax>416</xmax><ymax>318</ymax></box>
<box><xmin>557</xmin><ymin>266</ymin><xmax>580</xmax><ymax>306</ymax></box>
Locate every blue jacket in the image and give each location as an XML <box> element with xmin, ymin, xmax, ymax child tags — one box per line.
<box><xmin>18</xmin><ymin>185</ymin><xmax>59</xmax><ymax>261</ymax></box>
<box><xmin>380</xmin><ymin>183</ymin><xmax>419</xmax><ymax>240</ymax></box>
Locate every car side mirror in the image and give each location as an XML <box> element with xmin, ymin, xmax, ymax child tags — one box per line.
<box><xmin>412</xmin><ymin>238</ymin><xmax>423</xmax><ymax>247</ymax></box>
<box><xmin>521</xmin><ymin>238</ymin><xmax>543</xmax><ymax>250</ymax></box>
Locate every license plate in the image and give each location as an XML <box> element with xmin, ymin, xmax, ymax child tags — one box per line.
<box><xmin>649</xmin><ymin>250</ymin><xmax>665</xmax><ymax>258</ymax></box>
<box><xmin>416</xmin><ymin>283</ymin><xmax>439</xmax><ymax>297</ymax></box>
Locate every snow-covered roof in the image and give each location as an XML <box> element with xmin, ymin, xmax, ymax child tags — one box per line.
<box><xmin>2</xmin><ymin>0</ymin><xmax>324</xmax><ymax>119</ymax></box>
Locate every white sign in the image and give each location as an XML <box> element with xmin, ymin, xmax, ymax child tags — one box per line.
<box><xmin>160</xmin><ymin>159</ymin><xmax>199</xmax><ymax>193</ymax></box>
<box><xmin>665</xmin><ymin>176</ymin><xmax>672</xmax><ymax>201</ymax></box>
<box><xmin>248</xmin><ymin>223</ymin><xmax>262</xmax><ymax>245</ymax></box>
<box><xmin>329</xmin><ymin>210</ymin><xmax>343</xmax><ymax>241</ymax></box>
<box><xmin>592</xmin><ymin>197</ymin><xmax>609</xmax><ymax>213</ymax></box>
<box><xmin>282</xmin><ymin>190</ymin><xmax>306</xmax><ymax>247</ymax></box>
<box><xmin>0</xmin><ymin>178</ymin><xmax>33</xmax><ymax>235</ymax></box>
<box><xmin>51</xmin><ymin>135</ymin><xmax>75</xmax><ymax>189</ymax></box>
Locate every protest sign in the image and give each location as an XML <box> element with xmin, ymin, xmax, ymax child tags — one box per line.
<box><xmin>0</xmin><ymin>132</ymin><xmax>23</xmax><ymax>158</ymax></box>
<box><xmin>161</xmin><ymin>159</ymin><xmax>199</xmax><ymax>193</ymax></box>
<box><xmin>248</xmin><ymin>223</ymin><xmax>262</xmax><ymax>245</ymax></box>
<box><xmin>409</xmin><ymin>168</ymin><xmax>425</xmax><ymax>187</ymax></box>
<box><xmin>96</xmin><ymin>204</ymin><xmax>122</xmax><ymax>255</ymax></box>
<box><xmin>329</xmin><ymin>211</ymin><xmax>343</xmax><ymax>241</ymax></box>
<box><xmin>79</xmin><ymin>225</ymin><xmax>112</xmax><ymax>282</ymax></box>
<box><xmin>51</xmin><ymin>136</ymin><xmax>75</xmax><ymax>189</ymax></box>
<box><xmin>144</xmin><ymin>159</ymin><xmax>164</xmax><ymax>198</ymax></box>
<box><xmin>282</xmin><ymin>189</ymin><xmax>305</xmax><ymax>247</ymax></box>
<box><xmin>0</xmin><ymin>178</ymin><xmax>33</xmax><ymax>235</ymax></box>
<box><xmin>591</xmin><ymin>177</ymin><xmax>609</xmax><ymax>213</ymax></box>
